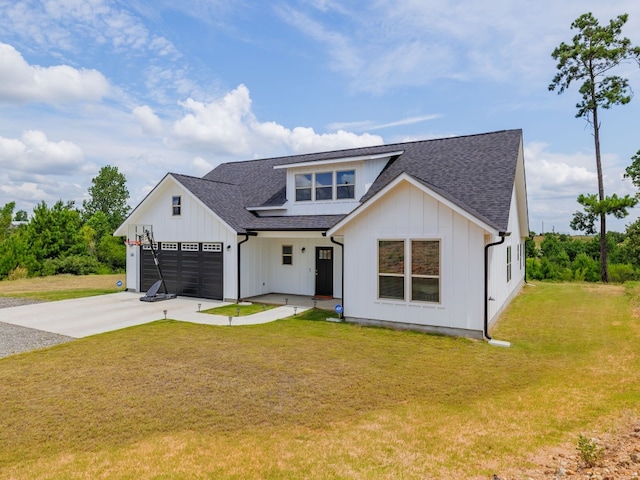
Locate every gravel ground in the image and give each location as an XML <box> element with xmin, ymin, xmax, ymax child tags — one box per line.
<box><xmin>0</xmin><ymin>297</ymin><xmax>75</xmax><ymax>359</ymax></box>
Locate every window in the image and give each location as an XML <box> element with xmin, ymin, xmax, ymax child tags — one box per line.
<box><xmin>315</xmin><ymin>172</ymin><xmax>333</xmax><ymax>201</ymax></box>
<box><xmin>336</xmin><ymin>170</ymin><xmax>355</xmax><ymax>199</ymax></box>
<box><xmin>172</xmin><ymin>195</ymin><xmax>181</xmax><ymax>216</ymax></box>
<box><xmin>181</xmin><ymin>243</ymin><xmax>199</xmax><ymax>251</ymax></box>
<box><xmin>282</xmin><ymin>245</ymin><xmax>293</xmax><ymax>265</ymax></box>
<box><xmin>295</xmin><ymin>174</ymin><xmax>312</xmax><ymax>201</ymax></box>
<box><xmin>378</xmin><ymin>239</ymin><xmax>441</xmax><ymax>303</ymax></box>
<box><xmin>202</xmin><ymin>243</ymin><xmax>222</xmax><ymax>252</ymax></box>
<box><xmin>294</xmin><ymin>170</ymin><xmax>356</xmax><ymax>202</ymax></box>
<box><xmin>378</xmin><ymin>240</ymin><xmax>405</xmax><ymax>300</ymax></box>
<box><xmin>411</xmin><ymin>240</ymin><xmax>440</xmax><ymax>303</ymax></box>
<box><xmin>507</xmin><ymin>246</ymin><xmax>512</xmax><ymax>282</ymax></box>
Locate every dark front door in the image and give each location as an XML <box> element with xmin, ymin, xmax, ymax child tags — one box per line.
<box><xmin>315</xmin><ymin>247</ymin><xmax>333</xmax><ymax>297</ymax></box>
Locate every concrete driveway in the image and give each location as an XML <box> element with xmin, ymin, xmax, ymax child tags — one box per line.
<box><xmin>0</xmin><ymin>292</ymin><xmax>308</xmax><ymax>338</ymax></box>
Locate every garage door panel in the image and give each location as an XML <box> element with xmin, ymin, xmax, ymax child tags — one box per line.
<box><xmin>140</xmin><ymin>243</ymin><xmax>223</xmax><ymax>300</ymax></box>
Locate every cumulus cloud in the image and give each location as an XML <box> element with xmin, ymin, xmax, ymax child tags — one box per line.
<box><xmin>0</xmin><ymin>43</ymin><xmax>110</xmax><ymax>104</ymax></box>
<box><xmin>0</xmin><ymin>130</ymin><xmax>84</xmax><ymax>174</ymax></box>
<box><xmin>133</xmin><ymin>105</ymin><xmax>164</xmax><ymax>135</ymax></box>
<box><xmin>170</xmin><ymin>84</ymin><xmax>383</xmax><ymax>156</ymax></box>
<box><xmin>524</xmin><ymin>141</ymin><xmax>637</xmax><ymax>233</ymax></box>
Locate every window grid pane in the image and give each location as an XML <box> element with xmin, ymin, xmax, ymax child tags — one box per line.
<box><xmin>411</xmin><ymin>240</ymin><xmax>440</xmax><ymax>303</ymax></box>
<box><xmin>295</xmin><ymin>174</ymin><xmax>312</xmax><ymax>202</ymax></box>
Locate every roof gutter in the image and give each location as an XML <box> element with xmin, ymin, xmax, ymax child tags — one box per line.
<box><xmin>237</xmin><ymin>232</ymin><xmax>258</xmax><ymax>303</ymax></box>
<box><xmin>484</xmin><ymin>231</ymin><xmax>510</xmax><ymax>342</ymax></box>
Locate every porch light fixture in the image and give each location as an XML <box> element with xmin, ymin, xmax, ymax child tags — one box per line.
<box><xmin>226</xmin><ymin>245</ymin><xmax>231</xmax><ymax>251</ymax></box>
<box><xmin>301</xmin><ymin>247</ymin><xmax>306</xmax><ymax>253</ymax></box>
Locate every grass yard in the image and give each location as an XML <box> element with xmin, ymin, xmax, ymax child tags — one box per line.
<box><xmin>0</xmin><ymin>282</ymin><xmax>639</xmax><ymax>478</ymax></box>
<box><xmin>201</xmin><ymin>303</ymin><xmax>277</xmax><ymax>316</ymax></box>
<box><xmin>0</xmin><ymin>274</ymin><xmax>125</xmax><ymax>301</ymax></box>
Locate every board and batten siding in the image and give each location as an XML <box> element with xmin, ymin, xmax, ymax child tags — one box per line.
<box><xmin>122</xmin><ymin>178</ymin><xmax>238</xmax><ymax>298</ymax></box>
<box><xmin>239</xmin><ymin>236</ymin><xmax>343</xmax><ymax>299</ymax></box>
<box><xmin>486</xmin><ymin>185</ymin><xmax>527</xmax><ymax>326</ymax></box>
<box><xmin>340</xmin><ymin>181</ymin><xmax>486</xmax><ymax>334</ymax></box>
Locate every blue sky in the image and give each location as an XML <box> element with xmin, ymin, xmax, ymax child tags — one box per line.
<box><xmin>1</xmin><ymin>0</ymin><xmax>639</xmax><ymax>233</ymax></box>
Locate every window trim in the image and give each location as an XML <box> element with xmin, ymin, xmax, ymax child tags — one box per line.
<box><xmin>507</xmin><ymin>245</ymin><xmax>512</xmax><ymax>282</ymax></box>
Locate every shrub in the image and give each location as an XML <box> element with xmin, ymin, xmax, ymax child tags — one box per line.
<box><xmin>608</xmin><ymin>263</ymin><xmax>637</xmax><ymax>283</ymax></box>
<box><xmin>576</xmin><ymin>434</ymin><xmax>603</xmax><ymax>467</ymax></box>
<box><xmin>7</xmin><ymin>266</ymin><xmax>28</xmax><ymax>280</ymax></box>
<box><xmin>41</xmin><ymin>255</ymin><xmax>104</xmax><ymax>276</ymax></box>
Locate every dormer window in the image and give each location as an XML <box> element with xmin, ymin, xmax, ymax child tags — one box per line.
<box><xmin>315</xmin><ymin>172</ymin><xmax>333</xmax><ymax>201</ymax></box>
<box><xmin>295</xmin><ymin>174</ymin><xmax>312</xmax><ymax>201</ymax></box>
<box><xmin>337</xmin><ymin>170</ymin><xmax>355</xmax><ymax>199</ymax></box>
<box><xmin>172</xmin><ymin>195</ymin><xmax>181</xmax><ymax>216</ymax></box>
<box><xmin>294</xmin><ymin>170</ymin><xmax>356</xmax><ymax>202</ymax></box>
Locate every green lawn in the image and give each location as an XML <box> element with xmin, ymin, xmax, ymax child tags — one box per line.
<box><xmin>200</xmin><ymin>303</ymin><xmax>277</xmax><ymax>316</ymax></box>
<box><xmin>0</xmin><ymin>282</ymin><xmax>638</xmax><ymax>479</ymax></box>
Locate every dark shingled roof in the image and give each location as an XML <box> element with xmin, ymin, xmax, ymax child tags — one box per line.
<box><xmin>182</xmin><ymin>129</ymin><xmax>522</xmax><ymax>233</ymax></box>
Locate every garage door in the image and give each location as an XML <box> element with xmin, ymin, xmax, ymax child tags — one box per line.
<box><xmin>140</xmin><ymin>242</ymin><xmax>223</xmax><ymax>300</ymax></box>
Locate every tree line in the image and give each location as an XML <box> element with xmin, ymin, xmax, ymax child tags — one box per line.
<box><xmin>0</xmin><ymin>166</ymin><xmax>130</xmax><ymax>280</ymax></box>
<box><xmin>526</xmin><ymin>228</ymin><xmax>640</xmax><ymax>283</ymax></box>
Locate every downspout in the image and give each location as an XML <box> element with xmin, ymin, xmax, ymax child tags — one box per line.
<box><xmin>484</xmin><ymin>232</ymin><xmax>508</xmax><ymax>341</ymax></box>
<box><xmin>330</xmin><ymin>236</ymin><xmax>344</xmax><ymax>317</ymax></box>
<box><xmin>237</xmin><ymin>232</ymin><xmax>257</xmax><ymax>303</ymax></box>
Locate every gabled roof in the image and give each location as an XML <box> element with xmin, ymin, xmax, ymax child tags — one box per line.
<box><xmin>198</xmin><ymin>129</ymin><xmax>523</xmax><ymax>233</ymax></box>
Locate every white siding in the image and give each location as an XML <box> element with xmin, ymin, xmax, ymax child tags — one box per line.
<box><xmin>240</xmin><ymin>237</ymin><xmax>343</xmax><ymax>299</ymax></box>
<box><xmin>120</xmin><ymin>177</ymin><xmax>238</xmax><ymax>298</ymax></box>
<box><xmin>341</xmin><ymin>181</ymin><xmax>486</xmax><ymax>333</ymax></box>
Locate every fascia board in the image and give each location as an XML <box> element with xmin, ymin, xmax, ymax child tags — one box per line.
<box><xmin>272</xmin><ymin>151</ymin><xmax>404</xmax><ymax>170</ymax></box>
<box><xmin>327</xmin><ymin>173</ymin><xmax>499</xmax><ymax>236</ymax></box>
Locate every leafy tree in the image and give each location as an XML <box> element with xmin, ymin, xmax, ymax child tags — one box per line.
<box><xmin>549</xmin><ymin>12</ymin><xmax>640</xmax><ymax>282</ymax></box>
<box><xmin>23</xmin><ymin>200</ymin><xmax>86</xmax><ymax>275</ymax></box>
<box><xmin>14</xmin><ymin>210</ymin><xmax>28</xmax><ymax>222</ymax></box>
<box><xmin>82</xmin><ymin>165</ymin><xmax>131</xmax><ymax>231</ymax></box>
<box><xmin>0</xmin><ymin>202</ymin><xmax>15</xmax><ymax>240</ymax></box>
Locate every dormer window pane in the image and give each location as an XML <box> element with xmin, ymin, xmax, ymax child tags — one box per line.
<box><xmin>336</xmin><ymin>170</ymin><xmax>355</xmax><ymax>199</ymax></box>
<box><xmin>295</xmin><ymin>174</ymin><xmax>312</xmax><ymax>201</ymax></box>
<box><xmin>315</xmin><ymin>172</ymin><xmax>333</xmax><ymax>201</ymax></box>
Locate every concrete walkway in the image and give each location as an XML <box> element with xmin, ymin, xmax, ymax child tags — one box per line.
<box><xmin>0</xmin><ymin>292</ymin><xmax>309</xmax><ymax>338</ymax></box>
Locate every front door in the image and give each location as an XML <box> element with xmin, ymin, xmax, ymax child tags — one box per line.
<box><xmin>315</xmin><ymin>247</ymin><xmax>334</xmax><ymax>297</ymax></box>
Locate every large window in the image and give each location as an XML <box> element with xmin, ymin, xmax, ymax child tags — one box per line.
<box><xmin>378</xmin><ymin>240</ymin><xmax>405</xmax><ymax>300</ymax></box>
<box><xmin>294</xmin><ymin>170</ymin><xmax>356</xmax><ymax>202</ymax></box>
<box><xmin>378</xmin><ymin>239</ymin><xmax>441</xmax><ymax>303</ymax></box>
<box><xmin>411</xmin><ymin>240</ymin><xmax>440</xmax><ymax>302</ymax></box>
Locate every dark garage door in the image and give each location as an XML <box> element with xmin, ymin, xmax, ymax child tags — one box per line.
<box><xmin>140</xmin><ymin>242</ymin><xmax>223</xmax><ymax>300</ymax></box>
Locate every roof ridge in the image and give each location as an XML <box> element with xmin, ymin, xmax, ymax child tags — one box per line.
<box><xmin>171</xmin><ymin>172</ymin><xmax>239</xmax><ymax>187</ymax></box>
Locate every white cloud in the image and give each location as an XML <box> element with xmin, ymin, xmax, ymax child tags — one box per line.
<box><xmin>524</xmin><ymin>141</ymin><xmax>637</xmax><ymax>233</ymax></box>
<box><xmin>278</xmin><ymin>1</ymin><xmax>640</xmax><ymax>93</ymax></box>
<box><xmin>328</xmin><ymin>114</ymin><xmax>441</xmax><ymax>132</ymax></box>
<box><xmin>133</xmin><ymin>105</ymin><xmax>164</xmax><ymax>135</ymax></box>
<box><xmin>0</xmin><ymin>130</ymin><xmax>84</xmax><ymax>174</ymax></box>
<box><xmin>170</xmin><ymin>84</ymin><xmax>383</xmax><ymax>156</ymax></box>
<box><xmin>0</xmin><ymin>43</ymin><xmax>110</xmax><ymax>104</ymax></box>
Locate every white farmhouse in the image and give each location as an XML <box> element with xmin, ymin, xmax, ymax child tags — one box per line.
<box><xmin>115</xmin><ymin>129</ymin><xmax>529</xmax><ymax>339</ymax></box>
